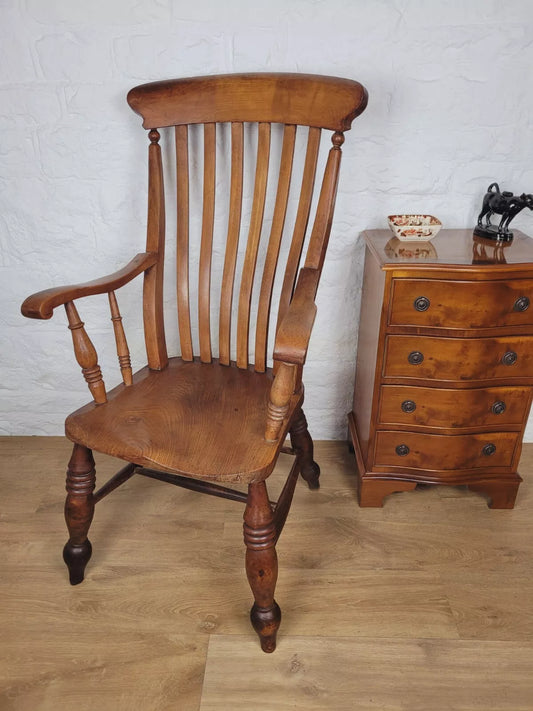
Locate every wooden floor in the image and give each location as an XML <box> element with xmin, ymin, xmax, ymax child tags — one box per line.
<box><xmin>2</xmin><ymin>437</ymin><xmax>533</xmax><ymax>710</ymax></box>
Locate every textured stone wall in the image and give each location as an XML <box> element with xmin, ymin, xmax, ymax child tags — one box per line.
<box><xmin>3</xmin><ymin>0</ymin><xmax>533</xmax><ymax>439</ymax></box>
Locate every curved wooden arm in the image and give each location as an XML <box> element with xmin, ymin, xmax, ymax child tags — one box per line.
<box><xmin>21</xmin><ymin>252</ymin><xmax>158</xmax><ymax>320</ymax></box>
<box><xmin>273</xmin><ymin>267</ymin><xmax>320</xmax><ymax>365</ymax></box>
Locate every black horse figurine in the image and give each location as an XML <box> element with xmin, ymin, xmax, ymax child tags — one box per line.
<box><xmin>475</xmin><ymin>182</ymin><xmax>533</xmax><ymax>242</ymax></box>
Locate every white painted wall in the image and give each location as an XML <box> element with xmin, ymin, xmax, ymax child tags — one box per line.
<box><xmin>3</xmin><ymin>0</ymin><xmax>533</xmax><ymax>439</ymax></box>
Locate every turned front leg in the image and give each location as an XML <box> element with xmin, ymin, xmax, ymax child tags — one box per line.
<box><xmin>243</xmin><ymin>481</ymin><xmax>281</xmax><ymax>653</ymax></box>
<box><xmin>290</xmin><ymin>407</ymin><xmax>320</xmax><ymax>489</ymax></box>
<box><xmin>63</xmin><ymin>444</ymin><xmax>96</xmax><ymax>585</ymax></box>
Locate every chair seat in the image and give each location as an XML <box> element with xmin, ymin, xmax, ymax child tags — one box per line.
<box><xmin>65</xmin><ymin>358</ymin><xmax>302</xmax><ymax>484</ymax></box>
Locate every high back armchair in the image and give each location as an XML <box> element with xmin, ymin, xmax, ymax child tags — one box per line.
<box><xmin>21</xmin><ymin>73</ymin><xmax>368</xmax><ymax>652</ymax></box>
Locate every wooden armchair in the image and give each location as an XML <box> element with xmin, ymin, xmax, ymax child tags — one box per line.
<box><xmin>21</xmin><ymin>73</ymin><xmax>367</xmax><ymax>652</ymax></box>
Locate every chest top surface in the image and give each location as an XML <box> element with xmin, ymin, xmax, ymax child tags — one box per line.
<box><xmin>363</xmin><ymin>229</ymin><xmax>533</xmax><ymax>272</ymax></box>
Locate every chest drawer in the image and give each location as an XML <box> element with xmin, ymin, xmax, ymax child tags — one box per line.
<box><xmin>374</xmin><ymin>430</ymin><xmax>520</xmax><ymax>472</ymax></box>
<box><xmin>389</xmin><ymin>278</ymin><xmax>533</xmax><ymax>329</ymax></box>
<box><xmin>378</xmin><ymin>385</ymin><xmax>531</xmax><ymax>429</ymax></box>
<box><xmin>383</xmin><ymin>335</ymin><xmax>533</xmax><ymax>382</ymax></box>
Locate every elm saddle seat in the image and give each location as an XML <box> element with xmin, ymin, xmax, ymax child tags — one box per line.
<box><xmin>21</xmin><ymin>72</ymin><xmax>368</xmax><ymax>652</ymax></box>
<box><xmin>66</xmin><ymin>358</ymin><xmax>299</xmax><ymax>483</ymax></box>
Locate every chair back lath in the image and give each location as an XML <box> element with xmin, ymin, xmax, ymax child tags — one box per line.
<box><xmin>127</xmin><ymin>73</ymin><xmax>368</xmax><ymax>371</ymax></box>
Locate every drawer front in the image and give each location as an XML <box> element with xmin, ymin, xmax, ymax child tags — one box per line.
<box><xmin>378</xmin><ymin>385</ymin><xmax>531</xmax><ymax>429</ymax></box>
<box><xmin>374</xmin><ymin>431</ymin><xmax>519</xmax><ymax>471</ymax></box>
<box><xmin>384</xmin><ymin>335</ymin><xmax>533</xmax><ymax>382</ymax></box>
<box><xmin>389</xmin><ymin>278</ymin><xmax>533</xmax><ymax>329</ymax></box>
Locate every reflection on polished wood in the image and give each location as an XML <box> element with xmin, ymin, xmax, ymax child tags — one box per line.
<box><xmin>2</xmin><ymin>437</ymin><xmax>533</xmax><ymax>710</ymax></box>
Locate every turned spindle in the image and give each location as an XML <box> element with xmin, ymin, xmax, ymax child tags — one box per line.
<box><xmin>265</xmin><ymin>362</ymin><xmax>296</xmax><ymax>442</ymax></box>
<box><xmin>108</xmin><ymin>291</ymin><xmax>133</xmax><ymax>386</ymax></box>
<box><xmin>65</xmin><ymin>301</ymin><xmax>107</xmax><ymax>404</ymax></box>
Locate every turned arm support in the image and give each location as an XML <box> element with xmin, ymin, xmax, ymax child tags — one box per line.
<box><xmin>21</xmin><ymin>252</ymin><xmax>158</xmax><ymax>320</ymax></box>
<box><xmin>273</xmin><ymin>267</ymin><xmax>319</xmax><ymax>366</ymax></box>
<box><xmin>265</xmin><ymin>267</ymin><xmax>320</xmax><ymax>441</ymax></box>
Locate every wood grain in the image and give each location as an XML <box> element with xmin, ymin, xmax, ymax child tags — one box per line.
<box><xmin>383</xmin><ymin>334</ymin><xmax>533</xmax><ymax>383</ymax></box>
<box><xmin>201</xmin><ymin>636</ymin><xmax>533</xmax><ymax>711</ymax></box>
<box><xmin>389</xmin><ymin>276</ymin><xmax>533</xmax><ymax>330</ymax></box>
<box><xmin>254</xmin><ymin>124</ymin><xmax>296</xmax><ymax>373</ymax></box>
<box><xmin>175</xmin><ymin>123</ymin><xmax>193</xmax><ymax>361</ymax></box>
<box><xmin>378</xmin><ymin>384</ymin><xmax>531</xmax><ymax>431</ymax></box>
<box><xmin>64</xmin><ymin>358</ymin><xmax>303</xmax><ymax>483</ymax></box>
<box><xmin>373</xmin><ymin>430</ymin><xmax>520</xmax><ymax>473</ymax></box>
<box><xmin>144</xmin><ymin>134</ymin><xmax>168</xmax><ymax>370</ymax></box>
<box><xmin>2</xmin><ymin>438</ymin><xmax>533</xmax><ymax>709</ymax></box>
<box><xmin>20</xmin><ymin>252</ymin><xmax>157</xmax><ymax>320</ymax></box>
<box><xmin>20</xmin><ymin>73</ymin><xmax>368</xmax><ymax>655</ymax></box>
<box><xmin>65</xmin><ymin>301</ymin><xmax>107</xmax><ymax>404</ymax></box>
<box><xmin>219</xmin><ymin>122</ymin><xmax>243</xmax><ymax>366</ymax></box>
<box><xmin>351</xmin><ymin>229</ymin><xmax>533</xmax><ymax>509</ymax></box>
<box><xmin>127</xmin><ymin>73</ymin><xmax>368</xmax><ymax>131</ymax></box>
<box><xmin>236</xmin><ymin>122</ymin><xmax>270</xmax><ymax>369</ymax></box>
<box><xmin>276</xmin><ymin>127</ymin><xmax>321</xmax><ymax>333</ymax></box>
<box><xmin>198</xmin><ymin>122</ymin><xmax>216</xmax><ymax>363</ymax></box>
<box><xmin>108</xmin><ymin>291</ymin><xmax>133</xmax><ymax>386</ymax></box>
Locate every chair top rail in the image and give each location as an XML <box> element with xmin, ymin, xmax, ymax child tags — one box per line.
<box><xmin>127</xmin><ymin>72</ymin><xmax>368</xmax><ymax>131</ymax></box>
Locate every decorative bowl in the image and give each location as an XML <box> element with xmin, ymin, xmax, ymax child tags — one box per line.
<box><xmin>387</xmin><ymin>214</ymin><xmax>442</xmax><ymax>241</ymax></box>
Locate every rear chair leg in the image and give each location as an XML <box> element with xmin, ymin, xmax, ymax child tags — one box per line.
<box><xmin>63</xmin><ymin>443</ymin><xmax>96</xmax><ymax>585</ymax></box>
<box><xmin>290</xmin><ymin>407</ymin><xmax>320</xmax><ymax>489</ymax></box>
<box><xmin>243</xmin><ymin>481</ymin><xmax>281</xmax><ymax>653</ymax></box>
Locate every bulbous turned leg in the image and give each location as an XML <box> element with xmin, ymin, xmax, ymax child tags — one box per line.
<box><xmin>290</xmin><ymin>407</ymin><xmax>320</xmax><ymax>489</ymax></box>
<box><xmin>243</xmin><ymin>481</ymin><xmax>281</xmax><ymax>653</ymax></box>
<box><xmin>63</xmin><ymin>443</ymin><xmax>96</xmax><ymax>585</ymax></box>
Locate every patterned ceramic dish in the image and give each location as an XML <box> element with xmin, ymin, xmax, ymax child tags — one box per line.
<box><xmin>388</xmin><ymin>214</ymin><xmax>442</xmax><ymax>241</ymax></box>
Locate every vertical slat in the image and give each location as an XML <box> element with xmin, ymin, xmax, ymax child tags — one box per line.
<box><xmin>236</xmin><ymin>123</ymin><xmax>271</xmax><ymax>369</ymax></box>
<box><xmin>276</xmin><ymin>127</ymin><xmax>321</xmax><ymax>333</ymax></box>
<box><xmin>176</xmin><ymin>124</ymin><xmax>193</xmax><ymax>361</ymax></box>
<box><xmin>144</xmin><ymin>129</ymin><xmax>168</xmax><ymax>370</ymax></box>
<box><xmin>198</xmin><ymin>123</ymin><xmax>216</xmax><ymax>363</ymax></box>
<box><xmin>254</xmin><ymin>124</ymin><xmax>296</xmax><ymax>372</ymax></box>
<box><xmin>108</xmin><ymin>290</ymin><xmax>133</xmax><ymax>386</ymax></box>
<box><xmin>219</xmin><ymin>122</ymin><xmax>244</xmax><ymax>366</ymax></box>
<box><xmin>304</xmin><ymin>132</ymin><xmax>344</xmax><ymax>273</ymax></box>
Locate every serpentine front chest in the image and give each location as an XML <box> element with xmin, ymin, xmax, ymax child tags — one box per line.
<box><xmin>349</xmin><ymin>228</ymin><xmax>533</xmax><ymax>508</ymax></box>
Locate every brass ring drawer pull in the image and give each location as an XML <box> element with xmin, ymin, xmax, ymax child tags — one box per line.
<box><xmin>482</xmin><ymin>443</ymin><xmax>496</xmax><ymax>456</ymax></box>
<box><xmin>408</xmin><ymin>351</ymin><xmax>424</xmax><ymax>365</ymax></box>
<box><xmin>491</xmin><ymin>401</ymin><xmax>506</xmax><ymax>415</ymax></box>
<box><xmin>501</xmin><ymin>351</ymin><xmax>517</xmax><ymax>366</ymax></box>
<box><xmin>401</xmin><ymin>400</ymin><xmax>416</xmax><ymax>413</ymax></box>
<box><xmin>513</xmin><ymin>296</ymin><xmax>530</xmax><ymax>312</ymax></box>
<box><xmin>413</xmin><ymin>296</ymin><xmax>430</xmax><ymax>312</ymax></box>
<box><xmin>395</xmin><ymin>444</ymin><xmax>410</xmax><ymax>456</ymax></box>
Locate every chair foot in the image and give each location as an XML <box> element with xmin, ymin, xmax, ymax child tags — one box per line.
<box><xmin>63</xmin><ymin>443</ymin><xmax>96</xmax><ymax>585</ymax></box>
<box><xmin>289</xmin><ymin>407</ymin><xmax>320</xmax><ymax>489</ymax></box>
<box><xmin>63</xmin><ymin>540</ymin><xmax>92</xmax><ymax>585</ymax></box>
<box><xmin>250</xmin><ymin>602</ymin><xmax>282</xmax><ymax>653</ymax></box>
<box><xmin>244</xmin><ymin>481</ymin><xmax>281</xmax><ymax>652</ymax></box>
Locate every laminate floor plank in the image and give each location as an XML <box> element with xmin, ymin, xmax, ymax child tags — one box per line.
<box><xmin>1</xmin><ymin>436</ymin><xmax>532</xmax><ymax>710</ymax></box>
<box><xmin>200</xmin><ymin>636</ymin><xmax>533</xmax><ymax>711</ymax></box>
<box><xmin>442</xmin><ymin>571</ymin><xmax>533</xmax><ymax>641</ymax></box>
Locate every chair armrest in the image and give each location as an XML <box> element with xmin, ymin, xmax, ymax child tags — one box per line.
<box><xmin>273</xmin><ymin>267</ymin><xmax>320</xmax><ymax>365</ymax></box>
<box><xmin>21</xmin><ymin>252</ymin><xmax>158</xmax><ymax>320</ymax></box>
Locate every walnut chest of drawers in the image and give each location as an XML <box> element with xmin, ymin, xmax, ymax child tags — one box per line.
<box><xmin>348</xmin><ymin>228</ymin><xmax>533</xmax><ymax>508</ymax></box>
